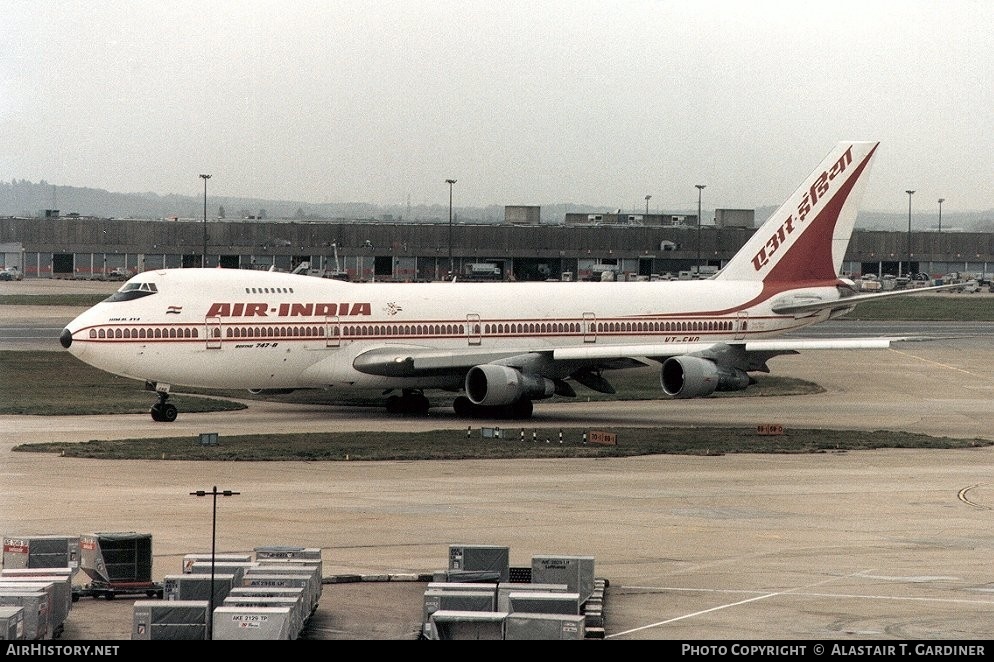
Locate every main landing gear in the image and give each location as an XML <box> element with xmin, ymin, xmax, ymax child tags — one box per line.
<box><xmin>452</xmin><ymin>396</ymin><xmax>534</xmax><ymax>419</ymax></box>
<box><xmin>384</xmin><ymin>389</ymin><xmax>431</xmax><ymax>415</ymax></box>
<box><xmin>149</xmin><ymin>390</ymin><xmax>178</xmax><ymax>422</ymax></box>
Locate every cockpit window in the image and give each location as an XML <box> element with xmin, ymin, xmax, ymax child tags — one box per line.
<box><xmin>102</xmin><ymin>282</ymin><xmax>158</xmax><ymax>302</ymax></box>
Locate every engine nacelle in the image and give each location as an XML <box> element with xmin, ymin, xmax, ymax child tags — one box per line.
<box><xmin>660</xmin><ymin>356</ymin><xmax>750</xmax><ymax>399</ymax></box>
<box><xmin>247</xmin><ymin>388</ymin><xmax>296</xmax><ymax>395</ymax></box>
<box><xmin>465</xmin><ymin>364</ymin><xmax>556</xmax><ymax>406</ymax></box>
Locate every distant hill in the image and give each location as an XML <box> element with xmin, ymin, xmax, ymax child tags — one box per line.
<box><xmin>2</xmin><ymin>178</ymin><xmax>992</xmax><ymax>230</ymax></box>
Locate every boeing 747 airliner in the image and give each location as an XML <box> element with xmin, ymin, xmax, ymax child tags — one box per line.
<box><xmin>60</xmin><ymin>142</ymin><xmax>955</xmax><ymax>421</ymax></box>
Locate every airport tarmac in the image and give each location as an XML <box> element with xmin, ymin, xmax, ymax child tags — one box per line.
<box><xmin>3</xmin><ymin>280</ymin><xmax>994</xmax><ymax>640</ymax></box>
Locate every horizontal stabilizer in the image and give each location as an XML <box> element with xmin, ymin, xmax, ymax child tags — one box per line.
<box><xmin>771</xmin><ymin>281</ymin><xmax>976</xmax><ymax>315</ymax></box>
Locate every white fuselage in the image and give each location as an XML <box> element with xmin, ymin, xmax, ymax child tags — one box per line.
<box><xmin>63</xmin><ymin>268</ymin><xmax>834</xmax><ymax>392</ymax></box>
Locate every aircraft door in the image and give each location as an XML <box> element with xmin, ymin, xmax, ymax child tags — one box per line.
<box><xmin>467</xmin><ymin>313</ymin><xmax>481</xmax><ymax>346</ymax></box>
<box><xmin>325</xmin><ymin>315</ymin><xmax>340</xmax><ymax>347</ymax></box>
<box><xmin>205</xmin><ymin>316</ymin><xmax>222</xmax><ymax>349</ymax></box>
<box><xmin>735</xmin><ymin>312</ymin><xmax>748</xmax><ymax>340</ymax></box>
<box><xmin>583</xmin><ymin>312</ymin><xmax>596</xmax><ymax>343</ymax></box>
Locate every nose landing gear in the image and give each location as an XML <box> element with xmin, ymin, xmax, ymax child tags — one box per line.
<box><xmin>148</xmin><ymin>385</ymin><xmax>178</xmax><ymax>422</ymax></box>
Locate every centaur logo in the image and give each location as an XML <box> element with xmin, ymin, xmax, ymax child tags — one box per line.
<box><xmin>751</xmin><ymin>144</ymin><xmax>854</xmax><ymax>271</ymax></box>
<box><xmin>206</xmin><ymin>302</ymin><xmax>372</xmax><ymax>317</ymax></box>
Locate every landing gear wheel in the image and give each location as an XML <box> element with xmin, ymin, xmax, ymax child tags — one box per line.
<box><xmin>411</xmin><ymin>393</ymin><xmax>430</xmax><ymax>415</ymax></box>
<box><xmin>509</xmin><ymin>398</ymin><xmax>534</xmax><ymax>419</ymax></box>
<box><xmin>453</xmin><ymin>396</ymin><xmax>473</xmax><ymax>417</ymax></box>
<box><xmin>385</xmin><ymin>391</ymin><xmax>431</xmax><ymax>415</ymax></box>
<box><xmin>150</xmin><ymin>392</ymin><xmax>178</xmax><ymax>422</ymax></box>
<box><xmin>159</xmin><ymin>403</ymin><xmax>178</xmax><ymax>422</ymax></box>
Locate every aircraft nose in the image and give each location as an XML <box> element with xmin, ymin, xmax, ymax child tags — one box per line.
<box><xmin>60</xmin><ymin>328</ymin><xmax>73</xmax><ymax>348</ymax></box>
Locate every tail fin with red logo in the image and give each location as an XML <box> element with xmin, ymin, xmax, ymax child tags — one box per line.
<box><xmin>715</xmin><ymin>141</ymin><xmax>879</xmax><ymax>285</ymax></box>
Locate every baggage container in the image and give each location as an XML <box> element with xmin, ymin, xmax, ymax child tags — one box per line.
<box><xmin>422</xmin><ymin>588</ymin><xmax>496</xmax><ymax>623</ymax></box>
<box><xmin>80</xmin><ymin>532</ymin><xmax>153</xmax><ymax>584</ymax></box>
<box><xmin>0</xmin><ymin>579</ymin><xmax>71</xmax><ymax>637</ymax></box>
<box><xmin>132</xmin><ymin>600</ymin><xmax>208</xmax><ymax>640</ymax></box>
<box><xmin>186</xmin><ymin>561</ymin><xmax>257</xmax><ymax>585</ymax></box>
<box><xmin>426</xmin><ymin>610</ymin><xmax>506</xmax><ymax>640</ymax></box>
<box><xmin>0</xmin><ymin>606</ymin><xmax>24</xmax><ymax>640</ymax></box>
<box><xmin>448</xmin><ymin>544</ymin><xmax>510</xmax><ymax>583</ymax></box>
<box><xmin>76</xmin><ymin>532</ymin><xmax>162</xmax><ymax>600</ymax></box>
<box><xmin>222</xmin><ymin>596</ymin><xmax>305</xmax><ymax>638</ymax></box>
<box><xmin>0</xmin><ymin>592</ymin><xmax>48</xmax><ymax>640</ymax></box>
<box><xmin>506</xmin><ymin>590</ymin><xmax>581</xmax><ymax>615</ymax></box>
<box><xmin>505</xmin><ymin>613</ymin><xmax>586</xmax><ymax>640</ymax></box>
<box><xmin>253</xmin><ymin>546</ymin><xmax>321</xmax><ymax>561</ymax></box>
<box><xmin>2</xmin><ymin>536</ymin><xmax>79</xmax><ymax>574</ymax></box>
<box><xmin>161</xmin><ymin>573</ymin><xmax>237</xmax><ymax>605</ymax></box>
<box><xmin>212</xmin><ymin>606</ymin><xmax>295</xmax><ymax>640</ymax></box>
<box><xmin>182</xmin><ymin>553</ymin><xmax>252</xmax><ymax>573</ymax></box>
<box><xmin>254</xmin><ymin>556</ymin><xmax>324</xmax><ymax>579</ymax></box>
<box><xmin>530</xmin><ymin>555</ymin><xmax>595</xmax><ymax>603</ymax></box>
<box><xmin>496</xmin><ymin>582</ymin><xmax>569</xmax><ymax>612</ymax></box>
<box><xmin>243</xmin><ymin>566</ymin><xmax>321</xmax><ymax>610</ymax></box>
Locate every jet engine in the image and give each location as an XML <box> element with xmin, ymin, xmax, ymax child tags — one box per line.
<box><xmin>660</xmin><ymin>356</ymin><xmax>750</xmax><ymax>399</ymax></box>
<box><xmin>465</xmin><ymin>364</ymin><xmax>556</xmax><ymax>406</ymax></box>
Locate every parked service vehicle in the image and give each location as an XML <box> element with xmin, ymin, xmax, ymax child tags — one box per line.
<box><xmin>106</xmin><ymin>268</ymin><xmax>130</xmax><ymax>281</ymax></box>
<box><xmin>0</xmin><ymin>266</ymin><xmax>23</xmax><ymax>281</ymax></box>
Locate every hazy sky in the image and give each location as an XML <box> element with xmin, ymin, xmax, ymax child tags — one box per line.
<box><xmin>4</xmin><ymin>0</ymin><xmax>993</xmax><ymax>214</ymax></box>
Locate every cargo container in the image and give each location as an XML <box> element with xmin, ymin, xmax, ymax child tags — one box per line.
<box><xmin>0</xmin><ymin>606</ymin><xmax>24</xmax><ymax>640</ymax></box>
<box><xmin>448</xmin><ymin>544</ymin><xmax>510</xmax><ymax>583</ymax></box>
<box><xmin>530</xmin><ymin>555</ymin><xmax>595</xmax><ymax>603</ymax></box>
<box><xmin>422</xmin><ymin>587</ymin><xmax>496</xmax><ymax>623</ymax></box>
<box><xmin>506</xmin><ymin>590</ymin><xmax>581</xmax><ymax>615</ymax></box>
<box><xmin>425</xmin><ymin>610</ymin><xmax>506</xmax><ymax>640</ymax></box>
<box><xmin>253</xmin><ymin>546</ymin><xmax>321</xmax><ymax>561</ymax></box>
<box><xmin>504</xmin><ymin>613</ymin><xmax>586</xmax><ymax>640</ymax></box>
<box><xmin>161</xmin><ymin>573</ymin><xmax>237</xmax><ymax>605</ymax></box>
<box><xmin>495</xmin><ymin>582</ymin><xmax>569</xmax><ymax>612</ymax></box>
<box><xmin>212</xmin><ymin>606</ymin><xmax>295</xmax><ymax>640</ymax></box>
<box><xmin>181</xmin><ymin>553</ymin><xmax>252</xmax><ymax>573</ymax></box>
<box><xmin>186</xmin><ymin>561</ymin><xmax>257</xmax><ymax>585</ymax></box>
<box><xmin>75</xmin><ymin>532</ymin><xmax>162</xmax><ymax>600</ymax></box>
<box><xmin>0</xmin><ymin>579</ymin><xmax>71</xmax><ymax>637</ymax></box>
<box><xmin>132</xmin><ymin>600</ymin><xmax>208</xmax><ymax>640</ymax></box>
<box><xmin>221</xmin><ymin>596</ymin><xmax>305</xmax><ymax>638</ymax></box>
<box><xmin>2</xmin><ymin>536</ymin><xmax>79</xmax><ymax>574</ymax></box>
<box><xmin>0</xmin><ymin>592</ymin><xmax>48</xmax><ymax>640</ymax></box>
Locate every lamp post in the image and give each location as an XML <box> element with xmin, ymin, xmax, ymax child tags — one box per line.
<box><xmin>695</xmin><ymin>184</ymin><xmax>706</xmax><ymax>273</ymax></box>
<box><xmin>645</xmin><ymin>194</ymin><xmax>651</xmax><ymax>217</ymax></box>
<box><xmin>199</xmin><ymin>174</ymin><xmax>211</xmax><ymax>268</ymax></box>
<box><xmin>905</xmin><ymin>190</ymin><xmax>915</xmax><ymax>277</ymax></box>
<box><xmin>190</xmin><ymin>485</ymin><xmax>239</xmax><ymax>640</ymax></box>
<box><xmin>938</xmin><ymin>198</ymin><xmax>945</xmax><ymax>234</ymax></box>
<box><xmin>446</xmin><ymin>179</ymin><xmax>456</xmax><ymax>278</ymax></box>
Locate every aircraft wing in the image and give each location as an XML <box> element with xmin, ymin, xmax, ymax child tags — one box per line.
<box><xmin>354</xmin><ymin>337</ymin><xmax>901</xmax><ymax>379</ymax></box>
<box><xmin>554</xmin><ymin>337</ymin><xmax>896</xmax><ymax>361</ymax></box>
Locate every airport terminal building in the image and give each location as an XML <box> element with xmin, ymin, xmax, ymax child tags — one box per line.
<box><xmin>2</xmin><ymin>211</ymin><xmax>992</xmax><ymax>283</ymax></box>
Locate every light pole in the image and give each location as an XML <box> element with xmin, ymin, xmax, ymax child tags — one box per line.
<box><xmin>200</xmin><ymin>174</ymin><xmax>211</xmax><ymax>268</ymax></box>
<box><xmin>938</xmin><ymin>197</ymin><xmax>945</xmax><ymax>234</ymax></box>
<box><xmin>905</xmin><ymin>190</ymin><xmax>915</xmax><ymax>277</ymax></box>
<box><xmin>446</xmin><ymin>179</ymin><xmax>456</xmax><ymax>278</ymax></box>
<box><xmin>190</xmin><ymin>485</ymin><xmax>239</xmax><ymax>640</ymax></box>
<box><xmin>695</xmin><ymin>184</ymin><xmax>706</xmax><ymax>272</ymax></box>
<box><xmin>645</xmin><ymin>194</ymin><xmax>651</xmax><ymax>217</ymax></box>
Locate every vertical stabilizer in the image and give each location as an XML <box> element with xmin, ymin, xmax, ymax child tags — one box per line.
<box><xmin>716</xmin><ymin>141</ymin><xmax>879</xmax><ymax>285</ymax></box>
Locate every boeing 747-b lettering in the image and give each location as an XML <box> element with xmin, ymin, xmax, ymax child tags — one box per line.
<box><xmin>60</xmin><ymin>142</ymin><xmax>956</xmax><ymax>421</ymax></box>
